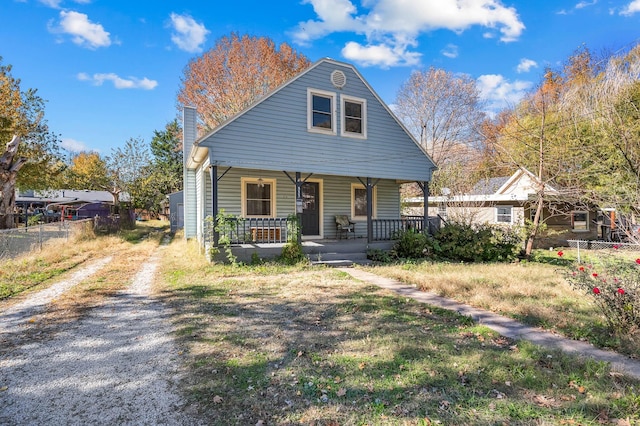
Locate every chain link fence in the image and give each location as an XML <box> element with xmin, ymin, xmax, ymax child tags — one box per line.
<box><xmin>567</xmin><ymin>239</ymin><xmax>640</xmax><ymax>251</ymax></box>
<box><xmin>567</xmin><ymin>239</ymin><xmax>640</xmax><ymax>263</ymax></box>
<box><xmin>0</xmin><ymin>219</ymin><xmax>94</xmax><ymax>260</ymax></box>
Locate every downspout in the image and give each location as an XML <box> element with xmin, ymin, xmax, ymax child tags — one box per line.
<box><xmin>209</xmin><ymin>165</ymin><xmax>218</xmax><ymax>247</ymax></box>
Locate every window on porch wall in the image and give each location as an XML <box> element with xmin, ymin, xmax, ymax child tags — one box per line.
<box><xmin>241</xmin><ymin>178</ymin><xmax>276</xmax><ymax>217</ymax></box>
<box><xmin>351</xmin><ymin>184</ymin><xmax>377</xmax><ymax>220</ymax></box>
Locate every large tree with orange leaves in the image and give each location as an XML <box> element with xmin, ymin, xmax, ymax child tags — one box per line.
<box><xmin>177</xmin><ymin>33</ymin><xmax>311</xmax><ymax>131</ymax></box>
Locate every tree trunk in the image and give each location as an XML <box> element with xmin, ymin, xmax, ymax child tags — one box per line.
<box><xmin>0</xmin><ymin>136</ymin><xmax>26</xmax><ymax>229</ymax></box>
<box><xmin>524</xmin><ymin>105</ymin><xmax>547</xmax><ymax>258</ymax></box>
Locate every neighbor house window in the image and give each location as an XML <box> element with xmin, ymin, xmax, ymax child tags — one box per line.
<box><xmin>572</xmin><ymin>211</ymin><xmax>589</xmax><ymax>231</ymax></box>
<box><xmin>351</xmin><ymin>183</ymin><xmax>377</xmax><ymax>219</ymax></box>
<box><xmin>496</xmin><ymin>206</ymin><xmax>512</xmax><ymax>224</ymax></box>
<box><xmin>438</xmin><ymin>203</ymin><xmax>447</xmax><ymax>220</ymax></box>
<box><xmin>341</xmin><ymin>95</ymin><xmax>367</xmax><ymax>138</ymax></box>
<box><xmin>307</xmin><ymin>89</ymin><xmax>336</xmax><ymax>134</ymax></box>
<box><xmin>242</xmin><ymin>178</ymin><xmax>276</xmax><ymax>217</ymax></box>
<box><xmin>529</xmin><ymin>207</ymin><xmax>543</xmax><ymax>223</ymax></box>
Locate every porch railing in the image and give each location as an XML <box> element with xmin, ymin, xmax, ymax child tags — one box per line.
<box><xmin>372</xmin><ymin>216</ymin><xmax>441</xmax><ymax>241</ymax></box>
<box><xmin>203</xmin><ymin>215</ymin><xmax>440</xmax><ymax>245</ymax></box>
<box><xmin>205</xmin><ymin>217</ymin><xmax>290</xmax><ymax>245</ymax></box>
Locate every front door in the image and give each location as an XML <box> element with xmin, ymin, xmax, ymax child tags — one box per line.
<box><xmin>300</xmin><ymin>182</ymin><xmax>320</xmax><ymax>236</ymax></box>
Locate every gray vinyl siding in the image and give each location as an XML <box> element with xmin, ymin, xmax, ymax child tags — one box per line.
<box><xmin>184</xmin><ymin>169</ymin><xmax>197</xmax><ymax>238</ymax></box>
<box><xmin>214</xmin><ymin>167</ymin><xmax>401</xmax><ymax>239</ymax></box>
<box><xmin>195</xmin><ymin>169</ymin><xmax>203</xmax><ymax>241</ymax></box>
<box><xmin>199</xmin><ymin>60</ymin><xmax>434</xmax><ymax>182</ymax></box>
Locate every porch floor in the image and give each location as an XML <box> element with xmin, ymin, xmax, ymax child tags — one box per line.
<box><xmin>228</xmin><ymin>238</ymin><xmax>393</xmax><ymax>265</ymax></box>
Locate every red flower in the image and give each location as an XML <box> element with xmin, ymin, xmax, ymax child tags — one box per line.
<box><xmin>579</xmin><ymin>266</ymin><xmax>585</xmax><ymax>271</ymax></box>
<box><xmin>593</xmin><ymin>287</ymin><xmax>601</xmax><ymax>294</ymax></box>
<box><xmin>592</xmin><ymin>273</ymin><xmax>598</xmax><ymax>278</ymax></box>
<box><xmin>613</xmin><ymin>245</ymin><xmax>619</xmax><ymax>249</ymax></box>
<box><xmin>617</xmin><ymin>288</ymin><xmax>625</xmax><ymax>295</ymax></box>
<box><xmin>636</xmin><ymin>258</ymin><xmax>640</xmax><ymax>265</ymax></box>
<box><xmin>557</xmin><ymin>251</ymin><xmax>564</xmax><ymax>257</ymax></box>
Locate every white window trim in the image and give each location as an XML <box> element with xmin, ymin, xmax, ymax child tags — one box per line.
<box><xmin>340</xmin><ymin>94</ymin><xmax>367</xmax><ymax>139</ymax></box>
<box><xmin>351</xmin><ymin>183</ymin><xmax>377</xmax><ymax>220</ymax></box>
<box><xmin>307</xmin><ymin>88</ymin><xmax>336</xmax><ymax>135</ymax></box>
<box><xmin>241</xmin><ymin>177</ymin><xmax>277</xmax><ymax>218</ymax></box>
<box><xmin>495</xmin><ymin>205</ymin><xmax>513</xmax><ymax>224</ymax></box>
<box><xmin>572</xmin><ymin>210</ymin><xmax>590</xmax><ymax>232</ymax></box>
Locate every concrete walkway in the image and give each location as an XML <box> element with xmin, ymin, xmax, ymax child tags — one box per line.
<box><xmin>339</xmin><ymin>267</ymin><xmax>640</xmax><ymax>381</ymax></box>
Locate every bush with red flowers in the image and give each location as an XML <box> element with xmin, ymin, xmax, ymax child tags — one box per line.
<box><xmin>561</xmin><ymin>254</ymin><xmax>640</xmax><ymax>335</ymax></box>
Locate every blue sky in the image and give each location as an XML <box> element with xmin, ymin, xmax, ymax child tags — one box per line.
<box><xmin>2</xmin><ymin>0</ymin><xmax>640</xmax><ymax>155</ymax></box>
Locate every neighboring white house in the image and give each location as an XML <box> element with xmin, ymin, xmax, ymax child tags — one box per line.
<box><xmin>407</xmin><ymin>168</ymin><xmax>602</xmax><ymax>247</ymax></box>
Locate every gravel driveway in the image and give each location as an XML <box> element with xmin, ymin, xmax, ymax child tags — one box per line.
<box><xmin>0</xmin><ymin>245</ymin><xmax>202</xmax><ymax>425</ymax></box>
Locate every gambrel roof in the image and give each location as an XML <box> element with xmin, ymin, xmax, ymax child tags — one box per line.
<box><xmin>187</xmin><ymin>58</ymin><xmax>436</xmax><ymax>182</ymax></box>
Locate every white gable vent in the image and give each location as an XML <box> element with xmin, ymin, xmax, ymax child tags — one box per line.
<box><xmin>331</xmin><ymin>70</ymin><xmax>346</xmax><ymax>88</ymax></box>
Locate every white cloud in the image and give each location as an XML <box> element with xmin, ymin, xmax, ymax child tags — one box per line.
<box><xmin>49</xmin><ymin>10</ymin><xmax>110</xmax><ymax>49</ymax></box>
<box><xmin>441</xmin><ymin>44</ymin><xmax>459</xmax><ymax>58</ymax></box>
<box><xmin>77</xmin><ymin>72</ymin><xmax>158</xmax><ymax>90</ymax></box>
<box><xmin>476</xmin><ymin>74</ymin><xmax>533</xmax><ymax>113</ymax></box>
<box><xmin>621</xmin><ymin>0</ymin><xmax>640</xmax><ymax>15</ymax></box>
<box><xmin>342</xmin><ymin>41</ymin><xmax>421</xmax><ymax>67</ymax></box>
<box><xmin>292</xmin><ymin>0</ymin><xmax>525</xmax><ymax>67</ymax></box>
<box><xmin>61</xmin><ymin>138</ymin><xmax>93</xmax><ymax>153</ymax></box>
<box><xmin>516</xmin><ymin>58</ymin><xmax>538</xmax><ymax>73</ymax></box>
<box><xmin>169</xmin><ymin>13</ymin><xmax>209</xmax><ymax>53</ymax></box>
<box><xmin>575</xmin><ymin>0</ymin><xmax>597</xmax><ymax>9</ymax></box>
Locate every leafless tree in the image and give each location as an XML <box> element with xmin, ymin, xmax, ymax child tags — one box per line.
<box><xmin>394</xmin><ymin>67</ymin><xmax>486</xmax><ymax>166</ymax></box>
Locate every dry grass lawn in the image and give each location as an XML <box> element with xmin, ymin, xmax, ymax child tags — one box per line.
<box><xmin>156</xmin><ymin>239</ymin><xmax>640</xmax><ymax>425</ymax></box>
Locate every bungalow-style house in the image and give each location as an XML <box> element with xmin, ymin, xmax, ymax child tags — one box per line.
<box><xmin>411</xmin><ymin>168</ymin><xmax>602</xmax><ymax>247</ymax></box>
<box><xmin>182</xmin><ymin>58</ymin><xmax>436</xmax><ymax>256</ymax></box>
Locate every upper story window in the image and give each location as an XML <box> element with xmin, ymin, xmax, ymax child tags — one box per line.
<box><xmin>308</xmin><ymin>89</ymin><xmax>336</xmax><ymax>134</ymax></box>
<box><xmin>341</xmin><ymin>95</ymin><xmax>367</xmax><ymax>138</ymax></box>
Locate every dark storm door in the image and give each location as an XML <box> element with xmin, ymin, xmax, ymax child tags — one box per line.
<box><xmin>300</xmin><ymin>182</ymin><xmax>320</xmax><ymax>235</ymax></box>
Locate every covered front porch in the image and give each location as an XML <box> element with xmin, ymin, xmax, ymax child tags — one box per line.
<box><xmin>203</xmin><ymin>215</ymin><xmax>440</xmax><ymax>264</ymax></box>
